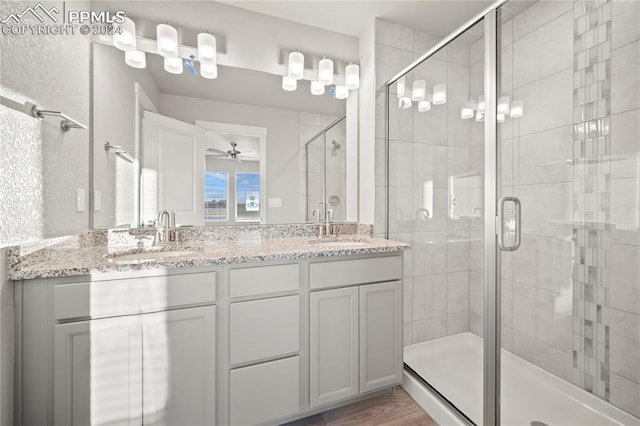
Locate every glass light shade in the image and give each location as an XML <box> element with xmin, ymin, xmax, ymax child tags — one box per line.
<box><xmin>510</xmin><ymin>100</ymin><xmax>524</xmax><ymax>118</ymax></box>
<box><xmin>282</xmin><ymin>75</ymin><xmax>297</xmax><ymax>91</ymax></box>
<box><xmin>201</xmin><ymin>63</ymin><xmax>217</xmax><ymax>79</ymax></box>
<box><xmin>335</xmin><ymin>85</ymin><xmax>349</xmax><ymax>99</ymax></box>
<box><xmin>433</xmin><ymin>83</ymin><xmax>447</xmax><ymax>105</ymax></box>
<box><xmin>418</xmin><ymin>100</ymin><xmax>432</xmax><ymax>112</ymax></box>
<box><xmin>288</xmin><ymin>51</ymin><xmax>305</xmax><ymax>80</ymax></box>
<box><xmin>197</xmin><ymin>33</ymin><xmax>217</xmax><ymax>65</ymax></box>
<box><xmin>318</xmin><ymin>58</ymin><xmax>334</xmax><ymax>85</ymax></box>
<box><xmin>157</xmin><ymin>24</ymin><xmax>178</xmax><ymax>58</ymax></box>
<box><xmin>311</xmin><ymin>81</ymin><xmax>325</xmax><ymax>96</ymax></box>
<box><xmin>478</xmin><ymin>95</ymin><xmax>486</xmax><ymax>112</ymax></box>
<box><xmin>476</xmin><ymin>111</ymin><xmax>485</xmax><ymax>122</ymax></box>
<box><xmin>411</xmin><ymin>80</ymin><xmax>426</xmax><ymax>101</ymax></box>
<box><xmin>397</xmin><ymin>76</ymin><xmax>406</xmax><ymax>98</ymax></box>
<box><xmin>345</xmin><ymin>63</ymin><xmax>360</xmax><ymax>89</ymax></box>
<box><xmin>399</xmin><ymin>96</ymin><xmax>412</xmax><ymax>109</ymax></box>
<box><xmin>497</xmin><ymin>96</ymin><xmax>510</xmax><ymax>114</ymax></box>
<box><xmin>497</xmin><ymin>113</ymin><xmax>506</xmax><ymax>123</ymax></box>
<box><xmin>461</xmin><ymin>107</ymin><xmax>474</xmax><ymax>119</ymax></box>
<box><xmin>114</xmin><ymin>17</ymin><xmax>136</xmax><ymax>51</ymax></box>
<box><xmin>164</xmin><ymin>57</ymin><xmax>183</xmax><ymax>74</ymax></box>
<box><xmin>124</xmin><ymin>50</ymin><xmax>146</xmax><ymax>69</ymax></box>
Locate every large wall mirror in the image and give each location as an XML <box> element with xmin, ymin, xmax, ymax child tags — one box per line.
<box><xmin>91</xmin><ymin>1</ymin><xmax>355</xmax><ymax>229</ymax></box>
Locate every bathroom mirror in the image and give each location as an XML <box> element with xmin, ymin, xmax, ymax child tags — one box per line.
<box><xmin>90</xmin><ymin>2</ymin><xmax>352</xmax><ymax>229</ymax></box>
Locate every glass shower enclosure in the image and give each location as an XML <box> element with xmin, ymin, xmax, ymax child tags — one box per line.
<box><xmin>386</xmin><ymin>0</ymin><xmax>640</xmax><ymax>424</ymax></box>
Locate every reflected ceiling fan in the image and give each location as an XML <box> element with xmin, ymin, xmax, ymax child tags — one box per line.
<box><xmin>206</xmin><ymin>141</ymin><xmax>256</xmax><ymax>161</ymax></box>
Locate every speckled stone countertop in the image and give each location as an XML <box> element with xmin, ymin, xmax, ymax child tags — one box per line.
<box><xmin>8</xmin><ymin>223</ymin><xmax>410</xmax><ymax>280</ymax></box>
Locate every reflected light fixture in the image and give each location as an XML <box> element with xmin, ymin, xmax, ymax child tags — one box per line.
<box><xmin>510</xmin><ymin>100</ymin><xmax>524</xmax><ymax>118</ymax></box>
<box><xmin>412</xmin><ymin>80</ymin><xmax>426</xmax><ymax>101</ymax></box>
<box><xmin>318</xmin><ymin>57</ymin><xmax>334</xmax><ymax>85</ymax></box>
<box><xmin>288</xmin><ymin>51</ymin><xmax>305</xmax><ymax>80</ymax></box>
<box><xmin>497</xmin><ymin>96</ymin><xmax>510</xmax><ymax>114</ymax></box>
<box><xmin>345</xmin><ymin>63</ymin><xmax>360</xmax><ymax>89</ymax></box>
<box><xmin>399</xmin><ymin>96</ymin><xmax>412</xmax><ymax>109</ymax></box>
<box><xmin>282</xmin><ymin>75</ymin><xmax>297</xmax><ymax>91</ymax></box>
<box><xmin>311</xmin><ymin>81</ymin><xmax>325</xmax><ymax>96</ymax></box>
<box><xmin>335</xmin><ymin>85</ymin><xmax>349</xmax><ymax>99</ymax></box>
<box><xmin>125</xmin><ymin>50</ymin><xmax>146</xmax><ymax>69</ymax></box>
<box><xmin>114</xmin><ymin>17</ymin><xmax>136</xmax><ymax>51</ymax></box>
<box><xmin>461</xmin><ymin>107</ymin><xmax>474</xmax><ymax>119</ymax></box>
<box><xmin>397</xmin><ymin>76</ymin><xmax>406</xmax><ymax>98</ymax></box>
<box><xmin>164</xmin><ymin>57</ymin><xmax>183</xmax><ymax>74</ymax></box>
<box><xmin>201</xmin><ymin>63</ymin><xmax>217</xmax><ymax>79</ymax></box>
<box><xmin>418</xmin><ymin>100</ymin><xmax>431</xmax><ymax>112</ymax></box>
<box><xmin>433</xmin><ymin>83</ymin><xmax>447</xmax><ymax>105</ymax></box>
<box><xmin>197</xmin><ymin>33</ymin><xmax>217</xmax><ymax>65</ymax></box>
<box><xmin>157</xmin><ymin>24</ymin><xmax>179</xmax><ymax>57</ymax></box>
<box><xmin>497</xmin><ymin>113</ymin><xmax>506</xmax><ymax>123</ymax></box>
<box><xmin>476</xmin><ymin>111</ymin><xmax>485</xmax><ymax>122</ymax></box>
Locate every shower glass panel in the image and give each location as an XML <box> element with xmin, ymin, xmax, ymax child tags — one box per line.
<box><xmin>325</xmin><ymin>119</ymin><xmax>347</xmax><ymax>222</ymax></box>
<box><xmin>305</xmin><ymin>132</ymin><xmax>325</xmax><ymax>222</ymax></box>
<box><xmin>390</xmin><ymin>18</ymin><xmax>486</xmax><ymax>424</ymax></box>
<box><xmin>498</xmin><ymin>0</ymin><xmax>640</xmax><ymax>423</ymax></box>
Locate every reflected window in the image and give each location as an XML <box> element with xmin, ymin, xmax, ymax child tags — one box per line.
<box><xmin>235</xmin><ymin>173</ymin><xmax>260</xmax><ymax>222</ymax></box>
<box><xmin>205</xmin><ymin>172</ymin><xmax>229</xmax><ymax>221</ymax></box>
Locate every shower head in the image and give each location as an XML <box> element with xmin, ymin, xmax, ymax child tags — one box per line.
<box><xmin>331</xmin><ymin>140</ymin><xmax>341</xmax><ymax>150</ymax></box>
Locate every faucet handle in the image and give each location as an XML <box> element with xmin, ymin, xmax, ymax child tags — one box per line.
<box><xmin>326</xmin><ymin>209</ymin><xmax>334</xmax><ymax>221</ymax></box>
<box><xmin>170</xmin><ymin>210</ymin><xmax>176</xmax><ymax>227</ymax></box>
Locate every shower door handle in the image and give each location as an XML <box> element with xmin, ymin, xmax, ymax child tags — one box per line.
<box><xmin>497</xmin><ymin>196</ymin><xmax>521</xmax><ymax>251</ymax></box>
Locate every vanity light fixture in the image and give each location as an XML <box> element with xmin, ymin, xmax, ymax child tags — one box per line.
<box><xmin>157</xmin><ymin>24</ymin><xmax>179</xmax><ymax>58</ymax></box>
<box><xmin>318</xmin><ymin>57</ymin><xmax>334</xmax><ymax>85</ymax></box>
<box><xmin>399</xmin><ymin>96</ymin><xmax>412</xmax><ymax>109</ymax></box>
<box><xmin>345</xmin><ymin>63</ymin><xmax>360</xmax><ymax>89</ymax></box>
<box><xmin>418</xmin><ymin>100</ymin><xmax>432</xmax><ymax>112</ymax></box>
<box><xmin>311</xmin><ymin>80</ymin><xmax>325</xmax><ymax>96</ymax></box>
<box><xmin>411</xmin><ymin>80</ymin><xmax>426</xmax><ymax>101</ymax></box>
<box><xmin>201</xmin><ymin>63</ymin><xmax>217</xmax><ymax>79</ymax></box>
<box><xmin>113</xmin><ymin>17</ymin><xmax>137</xmax><ymax>51</ymax></box>
<box><xmin>197</xmin><ymin>33</ymin><xmax>217</xmax><ymax>65</ymax></box>
<box><xmin>164</xmin><ymin>57</ymin><xmax>183</xmax><ymax>74</ymax></box>
<box><xmin>288</xmin><ymin>51</ymin><xmax>305</xmax><ymax>80</ymax></box>
<box><xmin>282</xmin><ymin>75</ymin><xmax>297</xmax><ymax>91</ymax></box>
<box><xmin>125</xmin><ymin>50</ymin><xmax>146</xmax><ymax>69</ymax></box>
<box><xmin>433</xmin><ymin>83</ymin><xmax>447</xmax><ymax>105</ymax></box>
<box><xmin>497</xmin><ymin>96</ymin><xmax>510</xmax><ymax>115</ymax></box>
<box><xmin>510</xmin><ymin>100</ymin><xmax>524</xmax><ymax>118</ymax></box>
<box><xmin>335</xmin><ymin>85</ymin><xmax>349</xmax><ymax>100</ymax></box>
<box><xmin>461</xmin><ymin>107</ymin><xmax>474</xmax><ymax>119</ymax></box>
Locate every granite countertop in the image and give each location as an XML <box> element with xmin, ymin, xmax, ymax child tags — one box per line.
<box><xmin>9</xmin><ymin>234</ymin><xmax>410</xmax><ymax>280</ymax></box>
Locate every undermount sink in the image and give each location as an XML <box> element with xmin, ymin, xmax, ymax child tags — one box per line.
<box><xmin>309</xmin><ymin>240</ymin><xmax>368</xmax><ymax>248</ymax></box>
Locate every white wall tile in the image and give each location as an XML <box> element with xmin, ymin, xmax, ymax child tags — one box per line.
<box><xmin>611</xmin><ymin>178</ymin><xmax>640</xmax><ymax>234</ymax></box>
<box><xmin>610</xmin><ymin>244</ymin><xmax>640</xmax><ymax>315</ymax></box>
<box><xmin>516</xmin><ymin>183</ymin><xmax>573</xmax><ymax>239</ymax></box>
<box><xmin>611</xmin><ymin>109</ymin><xmax>640</xmax><ymax>180</ymax></box>
<box><xmin>388</xmin><ymin>140</ymin><xmax>414</xmax><ymax>187</ymax></box>
<box><xmin>610</xmin><ymin>372</ymin><xmax>640</xmax><ymax>418</ymax></box>
<box><xmin>375</xmin><ymin>18</ymin><xmax>414</xmax><ymax>51</ymax></box>
<box><xmin>612</xmin><ymin>0</ymin><xmax>640</xmax><ymax>49</ymax></box>
<box><xmin>447</xmin><ymin>271</ymin><xmax>470</xmax><ymax>313</ymax></box>
<box><xmin>447</xmin><ymin>311</ymin><xmax>469</xmax><ymax>335</ymax></box>
<box><xmin>512</xmin><ymin>0</ymin><xmax>573</xmax><ymax>42</ymax></box>
<box><xmin>412</xmin><ymin>232</ymin><xmax>449</xmax><ymax>276</ymax></box>
<box><xmin>518</xmin><ymin>125</ymin><xmax>573</xmax><ymax>185</ymax></box>
<box><xmin>611</xmin><ymin>40</ymin><xmax>640</xmax><ymax>114</ymax></box>
<box><xmin>511</xmin><ymin>235</ymin><xmax>574</xmax><ymax>294</ymax></box>
<box><xmin>376</xmin><ymin>44</ymin><xmax>415</xmax><ymax>91</ymax></box>
<box><xmin>413</xmin><ymin>316</ymin><xmax>447</xmax><ymax>343</ymax></box>
<box><xmin>413</xmin><ymin>30</ymin><xmax>444</xmax><ymax>58</ymax></box>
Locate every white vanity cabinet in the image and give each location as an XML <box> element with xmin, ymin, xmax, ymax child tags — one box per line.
<box><xmin>309</xmin><ymin>256</ymin><xmax>403</xmax><ymax>409</ymax></box>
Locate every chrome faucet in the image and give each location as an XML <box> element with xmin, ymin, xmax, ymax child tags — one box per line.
<box><xmin>155</xmin><ymin>210</ymin><xmax>175</xmax><ymax>244</ymax></box>
<box><xmin>416</xmin><ymin>208</ymin><xmax>431</xmax><ymax>220</ymax></box>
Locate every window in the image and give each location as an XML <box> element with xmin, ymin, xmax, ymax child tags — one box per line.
<box><xmin>205</xmin><ymin>172</ymin><xmax>229</xmax><ymax>221</ymax></box>
<box><xmin>235</xmin><ymin>173</ymin><xmax>261</xmax><ymax>222</ymax></box>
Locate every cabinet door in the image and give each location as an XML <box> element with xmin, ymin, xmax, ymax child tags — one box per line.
<box><xmin>142</xmin><ymin>306</ymin><xmax>216</xmax><ymax>426</ymax></box>
<box><xmin>359</xmin><ymin>281</ymin><xmax>403</xmax><ymax>392</ymax></box>
<box><xmin>309</xmin><ymin>287</ymin><xmax>359</xmax><ymax>408</ymax></box>
<box><xmin>54</xmin><ymin>316</ymin><xmax>143</xmax><ymax>426</ymax></box>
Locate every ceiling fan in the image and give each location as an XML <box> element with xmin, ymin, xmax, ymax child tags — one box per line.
<box><xmin>206</xmin><ymin>141</ymin><xmax>256</xmax><ymax>160</ymax></box>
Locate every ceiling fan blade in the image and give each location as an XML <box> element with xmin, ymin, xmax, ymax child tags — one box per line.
<box><xmin>206</xmin><ymin>148</ymin><xmax>227</xmax><ymax>154</ymax></box>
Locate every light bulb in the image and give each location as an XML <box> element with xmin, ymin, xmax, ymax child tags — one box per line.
<box><xmin>399</xmin><ymin>96</ymin><xmax>412</xmax><ymax>109</ymax></box>
<box><xmin>397</xmin><ymin>76</ymin><xmax>406</xmax><ymax>98</ymax></box>
<box><xmin>318</xmin><ymin>58</ymin><xmax>334</xmax><ymax>85</ymax></box>
<box><xmin>433</xmin><ymin>83</ymin><xmax>447</xmax><ymax>105</ymax></box>
<box><xmin>335</xmin><ymin>85</ymin><xmax>349</xmax><ymax>99</ymax></box>
<box><xmin>157</xmin><ymin>24</ymin><xmax>178</xmax><ymax>58</ymax></box>
<box><xmin>113</xmin><ymin>17</ymin><xmax>136</xmax><ymax>51</ymax></box>
<box><xmin>497</xmin><ymin>113</ymin><xmax>506</xmax><ymax>123</ymax></box>
<box><xmin>418</xmin><ymin>100</ymin><xmax>431</xmax><ymax>112</ymax></box>
<box><xmin>461</xmin><ymin>108</ymin><xmax>474</xmax><ymax>119</ymax></box>
<box><xmin>510</xmin><ymin>100</ymin><xmax>523</xmax><ymax>118</ymax></box>
<box><xmin>288</xmin><ymin>51</ymin><xmax>304</xmax><ymax>80</ymax></box>
<box><xmin>125</xmin><ymin>50</ymin><xmax>146</xmax><ymax>69</ymax></box>
<box><xmin>345</xmin><ymin>63</ymin><xmax>360</xmax><ymax>89</ymax></box>
<box><xmin>412</xmin><ymin>80</ymin><xmax>426</xmax><ymax>101</ymax></box>
<box><xmin>311</xmin><ymin>81</ymin><xmax>325</xmax><ymax>96</ymax></box>
<box><xmin>164</xmin><ymin>57</ymin><xmax>183</xmax><ymax>74</ymax></box>
<box><xmin>498</xmin><ymin>96</ymin><xmax>510</xmax><ymax>114</ymax></box>
<box><xmin>201</xmin><ymin>63</ymin><xmax>217</xmax><ymax>79</ymax></box>
<box><xmin>282</xmin><ymin>75</ymin><xmax>297</xmax><ymax>91</ymax></box>
<box><xmin>197</xmin><ymin>33</ymin><xmax>217</xmax><ymax>65</ymax></box>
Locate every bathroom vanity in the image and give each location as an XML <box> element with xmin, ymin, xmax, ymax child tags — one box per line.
<box><xmin>9</xmin><ymin>227</ymin><xmax>408</xmax><ymax>426</ymax></box>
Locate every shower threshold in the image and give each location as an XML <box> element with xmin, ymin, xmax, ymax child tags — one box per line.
<box><xmin>403</xmin><ymin>332</ymin><xmax>640</xmax><ymax>426</ymax></box>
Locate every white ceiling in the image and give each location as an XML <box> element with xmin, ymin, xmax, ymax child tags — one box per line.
<box><xmin>218</xmin><ymin>0</ymin><xmax>495</xmax><ymax>38</ymax></box>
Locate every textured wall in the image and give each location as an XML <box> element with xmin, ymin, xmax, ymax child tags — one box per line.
<box><xmin>0</xmin><ymin>1</ymin><xmax>91</xmax><ymax>424</ymax></box>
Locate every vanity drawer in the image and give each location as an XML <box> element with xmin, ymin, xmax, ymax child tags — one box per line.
<box><xmin>230</xmin><ymin>356</ymin><xmax>300</xmax><ymax>426</ymax></box>
<box><xmin>309</xmin><ymin>255</ymin><xmax>402</xmax><ymax>290</ymax></box>
<box><xmin>229</xmin><ymin>295</ymin><xmax>300</xmax><ymax>366</ymax></box>
<box><xmin>229</xmin><ymin>263</ymin><xmax>299</xmax><ymax>298</ymax></box>
<box><xmin>53</xmin><ymin>272</ymin><xmax>216</xmax><ymax>320</ymax></box>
